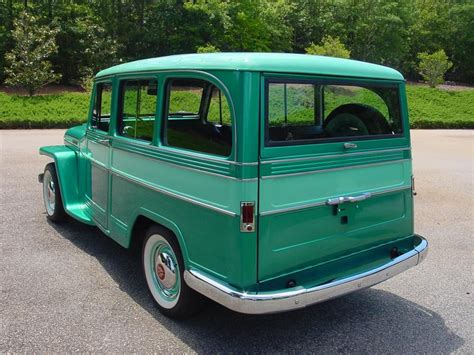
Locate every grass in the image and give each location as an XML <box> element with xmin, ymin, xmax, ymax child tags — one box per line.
<box><xmin>0</xmin><ymin>84</ymin><xmax>472</xmax><ymax>129</ymax></box>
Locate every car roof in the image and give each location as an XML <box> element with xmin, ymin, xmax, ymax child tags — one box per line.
<box><xmin>95</xmin><ymin>52</ymin><xmax>404</xmax><ymax>81</ymax></box>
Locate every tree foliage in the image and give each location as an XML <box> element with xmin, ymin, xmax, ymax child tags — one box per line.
<box><xmin>417</xmin><ymin>50</ymin><xmax>453</xmax><ymax>88</ymax></box>
<box><xmin>305</xmin><ymin>36</ymin><xmax>350</xmax><ymax>59</ymax></box>
<box><xmin>4</xmin><ymin>11</ymin><xmax>61</xmax><ymax>96</ymax></box>
<box><xmin>0</xmin><ymin>0</ymin><xmax>472</xmax><ymax>86</ymax></box>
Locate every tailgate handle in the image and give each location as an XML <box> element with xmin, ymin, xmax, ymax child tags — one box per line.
<box><xmin>326</xmin><ymin>192</ymin><xmax>372</xmax><ymax>206</ymax></box>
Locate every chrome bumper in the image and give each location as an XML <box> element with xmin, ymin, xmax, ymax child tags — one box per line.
<box><xmin>184</xmin><ymin>235</ymin><xmax>428</xmax><ymax>314</ymax></box>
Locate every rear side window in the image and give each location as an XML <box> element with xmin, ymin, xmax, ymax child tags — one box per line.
<box><xmin>118</xmin><ymin>79</ymin><xmax>158</xmax><ymax>142</ymax></box>
<box><xmin>91</xmin><ymin>82</ymin><xmax>112</xmax><ymax>132</ymax></box>
<box><xmin>266</xmin><ymin>79</ymin><xmax>402</xmax><ymax>145</ymax></box>
<box><xmin>163</xmin><ymin>78</ymin><xmax>232</xmax><ymax>157</ymax></box>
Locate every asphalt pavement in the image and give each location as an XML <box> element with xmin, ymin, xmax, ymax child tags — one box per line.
<box><xmin>0</xmin><ymin>129</ymin><xmax>472</xmax><ymax>353</ymax></box>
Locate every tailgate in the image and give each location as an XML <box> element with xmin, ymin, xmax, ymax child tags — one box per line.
<box><xmin>257</xmin><ymin>76</ymin><xmax>412</xmax><ymax>282</ymax></box>
<box><xmin>258</xmin><ymin>153</ymin><xmax>413</xmax><ymax>281</ymax></box>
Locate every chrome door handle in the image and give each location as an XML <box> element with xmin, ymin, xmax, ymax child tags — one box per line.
<box><xmin>326</xmin><ymin>192</ymin><xmax>372</xmax><ymax>206</ymax></box>
<box><xmin>343</xmin><ymin>142</ymin><xmax>358</xmax><ymax>149</ymax></box>
<box><xmin>97</xmin><ymin>139</ymin><xmax>110</xmax><ymax>146</ymax></box>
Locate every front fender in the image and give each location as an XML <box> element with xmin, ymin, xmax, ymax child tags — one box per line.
<box><xmin>39</xmin><ymin>145</ymin><xmax>93</xmax><ymax>225</ymax></box>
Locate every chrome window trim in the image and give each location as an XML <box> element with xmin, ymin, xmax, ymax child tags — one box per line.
<box><xmin>261</xmin><ymin>147</ymin><xmax>410</xmax><ymax>165</ymax></box>
<box><xmin>259</xmin><ymin>185</ymin><xmax>411</xmax><ymax>216</ymax></box>
<box><xmin>110</xmin><ymin>168</ymin><xmax>237</xmax><ymax>217</ymax></box>
<box><xmin>261</xmin><ymin>159</ymin><xmax>410</xmax><ymax>180</ymax></box>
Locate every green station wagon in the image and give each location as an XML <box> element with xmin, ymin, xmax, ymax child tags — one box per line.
<box><xmin>39</xmin><ymin>53</ymin><xmax>428</xmax><ymax>318</ymax></box>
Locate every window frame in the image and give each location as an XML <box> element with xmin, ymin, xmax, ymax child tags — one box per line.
<box><xmin>203</xmin><ymin>85</ymin><xmax>231</xmax><ymax>126</ymax></box>
<box><xmin>264</xmin><ymin>76</ymin><xmax>405</xmax><ymax>147</ymax></box>
<box><xmin>90</xmin><ymin>80</ymin><xmax>113</xmax><ymax>133</ymax></box>
<box><xmin>161</xmin><ymin>76</ymin><xmax>235</xmax><ymax>159</ymax></box>
<box><xmin>116</xmin><ymin>77</ymin><xmax>159</xmax><ymax>143</ymax></box>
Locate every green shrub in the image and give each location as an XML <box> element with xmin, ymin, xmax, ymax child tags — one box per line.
<box><xmin>196</xmin><ymin>44</ymin><xmax>220</xmax><ymax>53</ymax></box>
<box><xmin>305</xmin><ymin>36</ymin><xmax>350</xmax><ymax>59</ymax></box>
<box><xmin>0</xmin><ymin>92</ymin><xmax>89</xmax><ymax>128</ymax></box>
<box><xmin>417</xmin><ymin>50</ymin><xmax>453</xmax><ymax>88</ymax></box>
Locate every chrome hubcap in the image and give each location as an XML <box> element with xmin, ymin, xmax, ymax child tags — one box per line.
<box><xmin>43</xmin><ymin>171</ymin><xmax>55</xmax><ymax>215</ymax></box>
<box><xmin>155</xmin><ymin>250</ymin><xmax>178</xmax><ymax>291</ymax></box>
<box><xmin>152</xmin><ymin>241</ymin><xmax>180</xmax><ymax>300</ymax></box>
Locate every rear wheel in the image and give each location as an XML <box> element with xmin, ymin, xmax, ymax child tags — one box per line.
<box><xmin>42</xmin><ymin>163</ymin><xmax>67</xmax><ymax>222</ymax></box>
<box><xmin>142</xmin><ymin>225</ymin><xmax>205</xmax><ymax>318</ymax></box>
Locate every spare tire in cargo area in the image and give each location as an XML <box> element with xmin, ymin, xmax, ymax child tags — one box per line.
<box><xmin>324</xmin><ymin>103</ymin><xmax>391</xmax><ymax>137</ymax></box>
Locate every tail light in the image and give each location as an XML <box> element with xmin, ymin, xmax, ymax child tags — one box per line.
<box><xmin>240</xmin><ymin>202</ymin><xmax>255</xmax><ymax>232</ymax></box>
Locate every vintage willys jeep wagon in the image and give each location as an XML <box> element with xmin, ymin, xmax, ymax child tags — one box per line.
<box><xmin>39</xmin><ymin>53</ymin><xmax>428</xmax><ymax>318</ymax></box>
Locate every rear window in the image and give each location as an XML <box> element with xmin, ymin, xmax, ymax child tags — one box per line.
<box><xmin>265</xmin><ymin>79</ymin><xmax>402</xmax><ymax>145</ymax></box>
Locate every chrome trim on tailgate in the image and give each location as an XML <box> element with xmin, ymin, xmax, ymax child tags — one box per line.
<box><xmin>260</xmin><ymin>185</ymin><xmax>411</xmax><ymax>216</ymax></box>
<box><xmin>184</xmin><ymin>235</ymin><xmax>428</xmax><ymax>314</ymax></box>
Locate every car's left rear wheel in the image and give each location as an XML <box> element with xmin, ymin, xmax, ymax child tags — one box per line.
<box><xmin>142</xmin><ymin>225</ymin><xmax>206</xmax><ymax>318</ymax></box>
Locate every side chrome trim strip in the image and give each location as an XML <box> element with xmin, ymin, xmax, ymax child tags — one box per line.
<box><xmin>260</xmin><ymin>185</ymin><xmax>411</xmax><ymax>216</ymax></box>
<box><xmin>64</xmin><ymin>137</ymin><xmax>79</xmax><ymax>147</ymax></box>
<box><xmin>261</xmin><ymin>147</ymin><xmax>411</xmax><ymax>165</ymax></box>
<box><xmin>112</xmin><ymin>137</ymin><xmax>258</xmax><ymax>166</ymax></box>
<box><xmin>110</xmin><ymin>168</ymin><xmax>237</xmax><ymax>217</ymax></box>
<box><xmin>112</xmin><ymin>144</ymin><xmax>258</xmax><ymax>182</ymax></box>
<box><xmin>88</xmin><ymin>157</ymin><xmax>108</xmax><ymax>171</ymax></box>
<box><xmin>261</xmin><ymin>159</ymin><xmax>410</xmax><ymax>180</ymax></box>
<box><xmin>184</xmin><ymin>235</ymin><xmax>428</xmax><ymax>315</ymax></box>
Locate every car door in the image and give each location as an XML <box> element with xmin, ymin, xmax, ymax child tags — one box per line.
<box><xmin>258</xmin><ymin>75</ymin><xmax>412</xmax><ymax>282</ymax></box>
<box><xmin>84</xmin><ymin>81</ymin><xmax>113</xmax><ymax>229</ymax></box>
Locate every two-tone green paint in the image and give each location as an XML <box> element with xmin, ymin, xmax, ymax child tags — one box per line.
<box><xmin>40</xmin><ymin>53</ymin><xmax>417</xmax><ymax>295</ymax></box>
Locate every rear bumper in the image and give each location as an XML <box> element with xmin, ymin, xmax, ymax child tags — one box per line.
<box><xmin>184</xmin><ymin>235</ymin><xmax>428</xmax><ymax>314</ymax></box>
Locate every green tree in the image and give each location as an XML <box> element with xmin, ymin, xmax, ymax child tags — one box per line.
<box><xmin>305</xmin><ymin>36</ymin><xmax>350</xmax><ymax>58</ymax></box>
<box><xmin>196</xmin><ymin>44</ymin><xmax>220</xmax><ymax>53</ymax></box>
<box><xmin>445</xmin><ymin>3</ymin><xmax>474</xmax><ymax>82</ymax></box>
<box><xmin>331</xmin><ymin>0</ymin><xmax>412</xmax><ymax>68</ymax></box>
<box><xmin>417</xmin><ymin>49</ymin><xmax>453</xmax><ymax>88</ymax></box>
<box><xmin>187</xmin><ymin>0</ymin><xmax>294</xmax><ymax>52</ymax></box>
<box><xmin>5</xmin><ymin>11</ymin><xmax>61</xmax><ymax>96</ymax></box>
<box><xmin>50</xmin><ymin>4</ymin><xmax>119</xmax><ymax>84</ymax></box>
<box><xmin>287</xmin><ymin>0</ymin><xmax>336</xmax><ymax>53</ymax></box>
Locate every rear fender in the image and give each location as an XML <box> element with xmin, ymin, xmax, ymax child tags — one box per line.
<box><xmin>128</xmin><ymin>208</ymin><xmax>190</xmax><ymax>266</ymax></box>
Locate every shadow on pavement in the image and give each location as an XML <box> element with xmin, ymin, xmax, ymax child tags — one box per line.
<box><xmin>49</xmin><ymin>218</ymin><xmax>464</xmax><ymax>353</ymax></box>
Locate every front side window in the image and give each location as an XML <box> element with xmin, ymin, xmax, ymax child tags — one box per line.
<box><xmin>266</xmin><ymin>79</ymin><xmax>402</xmax><ymax>145</ymax></box>
<box><xmin>118</xmin><ymin>79</ymin><xmax>157</xmax><ymax>142</ymax></box>
<box><xmin>91</xmin><ymin>82</ymin><xmax>112</xmax><ymax>132</ymax></box>
<box><xmin>163</xmin><ymin>78</ymin><xmax>232</xmax><ymax>157</ymax></box>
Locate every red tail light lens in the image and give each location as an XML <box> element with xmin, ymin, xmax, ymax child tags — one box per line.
<box><xmin>240</xmin><ymin>202</ymin><xmax>255</xmax><ymax>232</ymax></box>
<box><xmin>242</xmin><ymin>204</ymin><xmax>254</xmax><ymax>223</ymax></box>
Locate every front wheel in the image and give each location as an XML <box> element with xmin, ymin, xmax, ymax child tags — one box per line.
<box><xmin>42</xmin><ymin>163</ymin><xmax>67</xmax><ymax>222</ymax></box>
<box><xmin>142</xmin><ymin>225</ymin><xmax>205</xmax><ymax>318</ymax></box>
